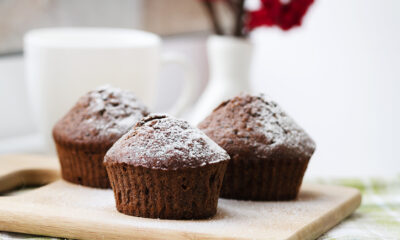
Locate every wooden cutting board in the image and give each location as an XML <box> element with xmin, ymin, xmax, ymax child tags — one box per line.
<box><xmin>0</xmin><ymin>154</ymin><xmax>361</xmax><ymax>240</ymax></box>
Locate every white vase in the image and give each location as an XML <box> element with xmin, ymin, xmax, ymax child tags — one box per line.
<box><xmin>190</xmin><ymin>35</ymin><xmax>253</xmax><ymax>125</ymax></box>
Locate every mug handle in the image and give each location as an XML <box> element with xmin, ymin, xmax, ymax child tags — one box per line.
<box><xmin>161</xmin><ymin>52</ymin><xmax>198</xmax><ymax>117</ymax></box>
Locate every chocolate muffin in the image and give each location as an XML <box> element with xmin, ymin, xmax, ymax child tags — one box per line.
<box><xmin>53</xmin><ymin>86</ymin><xmax>149</xmax><ymax>188</ymax></box>
<box><xmin>198</xmin><ymin>93</ymin><xmax>315</xmax><ymax>201</ymax></box>
<box><xmin>104</xmin><ymin>114</ymin><xmax>230</xmax><ymax>219</ymax></box>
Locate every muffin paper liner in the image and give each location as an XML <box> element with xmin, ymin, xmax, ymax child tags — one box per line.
<box><xmin>105</xmin><ymin>161</ymin><xmax>228</xmax><ymax>219</ymax></box>
<box><xmin>54</xmin><ymin>143</ymin><xmax>111</xmax><ymax>189</ymax></box>
<box><xmin>220</xmin><ymin>156</ymin><xmax>309</xmax><ymax>201</ymax></box>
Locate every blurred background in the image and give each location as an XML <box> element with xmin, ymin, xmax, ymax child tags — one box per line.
<box><xmin>0</xmin><ymin>0</ymin><xmax>399</xmax><ymax>177</ymax></box>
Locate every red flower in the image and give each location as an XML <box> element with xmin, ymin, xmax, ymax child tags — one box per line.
<box><xmin>247</xmin><ymin>0</ymin><xmax>314</xmax><ymax>31</ymax></box>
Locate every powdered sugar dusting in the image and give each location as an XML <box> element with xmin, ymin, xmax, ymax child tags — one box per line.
<box><xmin>199</xmin><ymin>93</ymin><xmax>315</xmax><ymax>159</ymax></box>
<box><xmin>54</xmin><ymin>85</ymin><xmax>149</xmax><ymax>145</ymax></box>
<box><xmin>105</xmin><ymin>114</ymin><xmax>230</xmax><ymax>169</ymax></box>
<box><xmin>249</xmin><ymin>94</ymin><xmax>315</xmax><ymax>155</ymax></box>
<box><xmin>82</xmin><ymin>85</ymin><xmax>149</xmax><ymax>136</ymax></box>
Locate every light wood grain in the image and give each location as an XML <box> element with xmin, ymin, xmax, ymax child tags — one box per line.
<box><xmin>0</xmin><ymin>154</ymin><xmax>59</xmax><ymax>193</ymax></box>
<box><xmin>0</xmin><ymin>154</ymin><xmax>361</xmax><ymax>240</ymax></box>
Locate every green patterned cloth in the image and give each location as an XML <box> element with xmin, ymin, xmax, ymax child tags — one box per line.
<box><xmin>317</xmin><ymin>177</ymin><xmax>400</xmax><ymax>240</ymax></box>
<box><xmin>1</xmin><ymin>177</ymin><xmax>399</xmax><ymax>240</ymax></box>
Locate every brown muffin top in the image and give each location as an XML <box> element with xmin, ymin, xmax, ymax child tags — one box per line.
<box><xmin>198</xmin><ymin>93</ymin><xmax>315</xmax><ymax>160</ymax></box>
<box><xmin>104</xmin><ymin>114</ymin><xmax>230</xmax><ymax>170</ymax></box>
<box><xmin>53</xmin><ymin>85</ymin><xmax>149</xmax><ymax>149</ymax></box>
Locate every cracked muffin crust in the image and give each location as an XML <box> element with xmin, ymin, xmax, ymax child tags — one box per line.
<box><xmin>198</xmin><ymin>93</ymin><xmax>315</xmax><ymax>200</ymax></box>
<box><xmin>104</xmin><ymin>114</ymin><xmax>230</xmax><ymax>219</ymax></box>
<box><xmin>53</xmin><ymin>85</ymin><xmax>149</xmax><ymax>188</ymax></box>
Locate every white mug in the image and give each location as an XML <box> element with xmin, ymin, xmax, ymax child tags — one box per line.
<box><xmin>24</xmin><ymin>28</ymin><xmax>197</xmax><ymax>153</ymax></box>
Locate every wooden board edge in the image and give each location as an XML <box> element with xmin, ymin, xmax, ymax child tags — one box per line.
<box><xmin>0</xmin><ymin>154</ymin><xmax>60</xmax><ymax>193</ymax></box>
<box><xmin>0</xmin><ymin>186</ymin><xmax>362</xmax><ymax>240</ymax></box>
<box><xmin>0</xmin><ymin>207</ymin><xmax>247</xmax><ymax>240</ymax></box>
<box><xmin>0</xmin><ymin>154</ymin><xmax>364</xmax><ymax>240</ymax></box>
<box><xmin>288</xmin><ymin>187</ymin><xmax>362</xmax><ymax>240</ymax></box>
<box><xmin>0</xmin><ymin>169</ymin><xmax>60</xmax><ymax>194</ymax></box>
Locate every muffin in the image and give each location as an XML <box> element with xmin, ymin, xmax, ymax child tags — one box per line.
<box><xmin>53</xmin><ymin>86</ymin><xmax>149</xmax><ymax>188</ymax></box>
<box><xmin>104</xmin><ymin>114</ymin><xmax>230</xmax><ymax>219</ymax></box>
<box><xmin>198</xmin><ymin>93</ymin><xmax>315</xmax><ymax>201</ymax></box>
